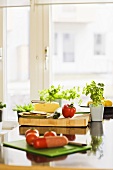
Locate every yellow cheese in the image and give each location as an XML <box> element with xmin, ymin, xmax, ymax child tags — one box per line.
<box><xmin>34</xmin><ymin>102</ymin><xmax>60</xmax><ymax>113</ymax></box>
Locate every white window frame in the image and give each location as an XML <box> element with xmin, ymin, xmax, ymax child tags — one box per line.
<box><xmin>30</xmin><ymin>3</ymin><xmax>50</xmax><ymax>100</ymax></box>
<box><xmin>0</xmin><ymin>2</ymin><xmax>50</xmax><ymax>111</ymax></box>
<box><xmin>0</xmin><ymin>8</ymin><xmax>6</xmax><ymax>103</ymax></box>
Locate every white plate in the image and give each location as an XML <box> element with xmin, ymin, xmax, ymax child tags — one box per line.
<box><xmin>30</xmin><ymin>110</ymin><xmax>47</xmax><ymax>115</ymax></box>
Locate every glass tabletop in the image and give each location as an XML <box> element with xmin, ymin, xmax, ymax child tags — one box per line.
<box><xmin>0</xmin><ymin>119</ymin><xmax>113</xmax><ymax>169</ymax></box>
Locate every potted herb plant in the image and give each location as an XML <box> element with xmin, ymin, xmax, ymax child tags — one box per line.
<box><xmin>38</xmin><ymin>85</ymin><xmax>81</xmax><ymax>106</ymax></box>
<box><xmin>82</xmin><ymin>80</ymin><xmax>105</xmax><ymax>121</ymax></box>
<box><xmin>61</xmin><ymin>86</ymin><xmax>81</xmax><ymax>101</ymax></box>
<box><xmin>0</xmin><ymin>102</ymin><xmax>6</xmax><ymax>110</ymax></box>
<box><xmin>38</xmin><ymin>85</ymin><xmax>63</xmax><ymax>103</ymax></box>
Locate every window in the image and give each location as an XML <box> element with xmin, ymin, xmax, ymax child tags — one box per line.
<box><xmin>5</xmin><ymin>7</ymin><xmax>30</xmax><ymax>120</ymax></box>
<box><xmin>63</xmin><ymin>33</ymin><xmax>75</xmax><ymax>62</ymax></box>
<box><xmin>1</xmin><ymin>1</ymin><xmax>113</xmax><ymax>121</ymax></box>
<box><xmin>31</xmin><ymin>2</ymin><xmax>113</xmax><ymax>104</ymax></box>
<box><xmin>50</xmin><ymin>3</ymin><xmax>113</xmax><ymax>102</ymax></box>
<box><xmin>94</xmin><ymin>34</ymin><xmax>105</xmax><ymax>55</ymax></box>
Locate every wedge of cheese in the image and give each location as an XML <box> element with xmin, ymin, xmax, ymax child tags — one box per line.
<box><xmin>34</xmin><ymin>102</ymin><xmax>60</xmax><ymax>113</ymax></box>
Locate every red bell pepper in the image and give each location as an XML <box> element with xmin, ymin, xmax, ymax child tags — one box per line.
<box><xmin>62</xmin><ymin>103</ymin><xmax>76</xmax><ymax>118</ymax></box>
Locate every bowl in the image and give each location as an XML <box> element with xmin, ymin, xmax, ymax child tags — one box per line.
<box><xmin>103</xmin><ymin>107</ymin><xmax>113</xmax><ymax>119</ymax></box>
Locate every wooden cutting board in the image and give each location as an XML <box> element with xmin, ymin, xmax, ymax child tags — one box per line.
<box><xmin>18</xmin><ymin>114</ymin><xmax>90</xmax><ymax>127</ymax></box>
<box><xmin>19</xmin><ymin>125</ymin><xmax>89</xmax><ymax>135</ymax></box>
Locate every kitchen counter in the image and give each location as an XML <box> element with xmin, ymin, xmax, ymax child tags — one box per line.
<box><xmin>0</xmin><ymin>119</ymin><xmax>113</xmax><ymax>170</ymax></box>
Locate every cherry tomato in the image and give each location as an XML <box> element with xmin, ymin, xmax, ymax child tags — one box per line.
<box><xmin>26</xmin><ymin>132</ymin><xmax>39</xmax><ymax>146</ymax></box>
<box><xmin>25</xmin><ymin>128</ymin><xmax>39</xmax><ymax>137</ymax></box>
<box><xmin>62</xmin><ymin>103</ymin><xmax>76</xmax><ymax>118</ymax></box>
<box><xmin>63</xmin><ymin>134</ymin><xmax>76</xmax><ymax>141</ymax></box>
<box><xmin>44</xmin><ymin>130</ymin><xmax>57</xmax><ymax>137</ymax></box>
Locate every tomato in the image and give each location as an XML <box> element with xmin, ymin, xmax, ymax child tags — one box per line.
<box><xmin>44</xmin><ymin>130</ymin><xmax>57</xmax><ymax>137</ymax></box>
<box><xmin>63</xmin><ymin>134</ymin><xmax>76</xmax><ymax>141</ymax></box>
<box><xmin>33</xmin><ymin>137</ymin><xmax>47</xmax><ymax>149</ymax></box>
<box><xmin>26</xmin><ymin>132</ymin><xmax>39</xmax><ymax>146</ymax></box>
<box><xmin>25</xmin><ymin>128</ymin><xmax>39</xmax><ymax>137</ymax></box>
<box><xmin>62</xmin><ymin>103</ymin><xmax>76</xmax><ymax>118</ymax></box>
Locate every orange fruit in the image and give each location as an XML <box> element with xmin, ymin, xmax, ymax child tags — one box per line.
<box><xmin>104</xmin><ymin>99</ymin><xmax>112</xmax><ymax>107</ymax></box>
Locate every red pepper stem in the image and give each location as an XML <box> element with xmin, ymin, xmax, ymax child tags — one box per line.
<box><xmin>69</xmin><ymin>103</ymin><xmax>74</xmax><ymax>108</ymax></box>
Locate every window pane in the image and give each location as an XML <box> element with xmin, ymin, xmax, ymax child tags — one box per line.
<box><xmin>6</xmin><ymin>7</ymin><xmax>30</xmax><ymax>120</ymax></box>
<box><xmin>63</xmin><ymin>33</ymin><xmax>75</xmax><ymax>62</ymax></box>
<box><xmin>54</xmin><ymin>33</ymin><xmax>58</xmax><ymax>55</ymax></box>
<box><xmin>94</xmin><ymin>34</ymin><xmax>105</xmax><ymax>55</ymax></box>
<box><xmin>51</xmin><ymin>4</ymin><xmax>113</xmax><ymax>104</ymax></box>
